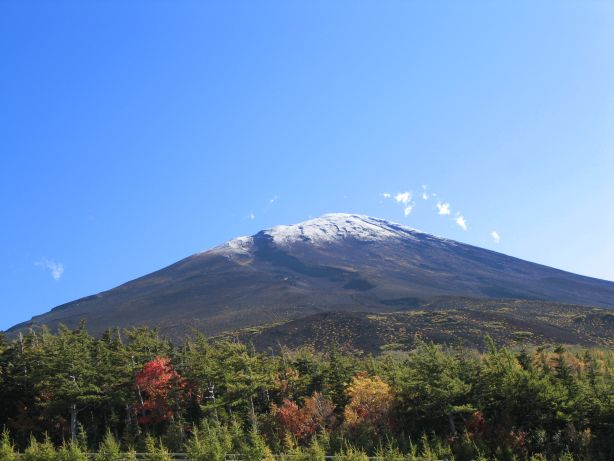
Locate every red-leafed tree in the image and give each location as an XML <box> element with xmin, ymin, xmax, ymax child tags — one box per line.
<box><xmin>272</xmin><ymin>392</ymin><xmax>335</xmax><ymax>442</ymax></box>
<box><xmin>135</xmin><ymin>356</ymin><xmax>183</xmax><ymax>425</ymax></box>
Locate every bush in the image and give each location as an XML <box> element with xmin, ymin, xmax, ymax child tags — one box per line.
<box><xmin>57</xmin><ymin>442</ymin><xmax>88</xmax><ymax>461</ymax></box>
<box><xmin>185</xmin><ymin>421</ymin><xmax>232</xmax><ymax>461</ymax></box>
<box><xmin>96</xmin><ymin>431</ymin><xmax>122</xmax><ymax>461</ymax></box>
<box><xmin>144</xmin><ymin>435</ymin><xmax>172</xmax><ymax>461</ymax></box>
<box><xmin>419</xmin><ymin>434</ymin><xmax>453</xmax><ymax>461</ymax></box>
<box><xmin>304</xmin><ymin>436</ymin><xmax>327</xmax><ymax>461</ymax></box>
<box><xmin>0</xmin><ymin>429</ymin><xmax>19</xmax><ymax>461</ymax></box>
<box><xmin>24</xmin><ymin>435</ymin><xmax>57</xmax><ymax>461</ymax></box>
<box><xmin>333</xmin><ymin>445</ymin><xmax>369</xmax><ymax>461</ymax></box>
<box><xmin>374</xmin><ymin>442</ymin><xmax>404</xmax><ymax>461</ymax></box>
<box><xmin>241</xmin><ymin>429</ymin><xmax>274</xmax><ymax>461</ymax></box>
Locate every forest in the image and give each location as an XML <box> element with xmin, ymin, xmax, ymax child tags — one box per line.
<box><xmin>0</xmin><ymin>324</ymin><xmax>613</xmax><ymax>461</ymax></box>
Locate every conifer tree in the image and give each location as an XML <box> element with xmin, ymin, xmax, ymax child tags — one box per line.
<box><xmin>0</xmin><ymin>429</ymin><xmax>19</xmax><ymax>461</ymax></box>
<box><xmin>96</xmin><ymin>430</ymin><xmax>122</xmax><ymax>461</ymax></box>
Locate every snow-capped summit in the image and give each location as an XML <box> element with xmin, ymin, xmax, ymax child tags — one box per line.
<box><xmin>211</xmin><ymin>213</ymin><xmax>422</xmax><ymax>257</ymax></box>
<box><xmin>263</xmin><ymin>213</ymin><xmax>422</xmax><ymax>247</ymax></box>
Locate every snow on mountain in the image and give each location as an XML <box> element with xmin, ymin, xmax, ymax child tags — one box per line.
<box><xmin>265</xmin><ymin>213</ymin><xmax>422</xmax><ymax>247</ymax></box>
<box><xmin>213</xmin><ymin>213</ymin><xmax>450</xmax><ymax>258</ymax></box>
<box><xmin>10</xmin><ymin>212</ymin><xmax>614</xmax><ymax>339</ymax></box>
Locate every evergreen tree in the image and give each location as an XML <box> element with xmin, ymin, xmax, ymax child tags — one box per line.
<box><xmin>0</xmin><ymin>429</ymin><xmax>19</xmax><ymax>461</ymax></box>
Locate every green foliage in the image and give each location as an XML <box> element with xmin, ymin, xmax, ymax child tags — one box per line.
<box><xmin>95</xmin><ymin>431</ymin><xmax>122</xmax><ymax>461</ymax></box>
<box><xmin>0</xmin><ymin>429</ymin><xmax>19</xmax><ymax>461</ymax></box>
<box><xmin>185</xmin><ymin>420</ymin><xmax>232</xmax><ymax>461</ymax></box>
<box><xmin>333</xmin><ymin>444</ymin><xmax>369</xmax><ymax>461</ymax></box>
<box><xmin>240</xmin><ymin>428</ymin><xmax>274</xmax><ymax>461</ymax></box>
<box><xmin>57</xmin><ymin>442</ymin><xmax>88</xmax><ymax>461</ymax></box>
<box><xmin>122</xmin><ymin>448</ymin><xmax>138</xmax><ymax>461</ymax></box>
<box><xmin>1</xmin><ymin>325</ymin><xmax>614</xmax><ymax>459</ymax></box>
<box><xmin>304</xmin><ymin>436</ymin><xmax>328</xmax><ymax>461</ymax></box>
<box><xmin>24</xmin><ymin>435</ymin><xmax>57</xmax><ymax>461</ymax></box>
<box><xmin>392</xmin><ymin>340</ymin><xmax>473</xmax><ymax>434</ymax></box>
<box><xmin>418</xmin><ymin>433</ymin><xmax>453</xmax><ymax>461</ymax></box>
<box><xmin>144</xmin><ymin>435</ymin><xmax>172</xmax><ymax>461</ymax></box>
<box><xmin>374</xmin><ymin>442</ymin><xmax>404</xmax><ymax>461</ymax></box>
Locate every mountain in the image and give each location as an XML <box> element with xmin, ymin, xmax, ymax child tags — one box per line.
<box><xmin>7</xmin><ymin>213</ymin><xmax>614</xmax><ymax>340</ymax></box>
<box><xmin>230</xmin><ymin>299</ymin><xmax>614</xmax><ymax>353</ymax></box>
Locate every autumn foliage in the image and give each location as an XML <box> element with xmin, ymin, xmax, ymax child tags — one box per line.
<box><xmin>343</xmin><ymin>373</ymin><xmax>394</xmax><ymax>435</ymax></box>
<box><xmin>2</xmin><ymin>326</ymin><xmax>614</xmax><ymax>460</ymax></box>
<box><xmin>272</xmin><ymin>392</ymin><xmax>335</xmax><ymax>441</ymax></box>
<box><xmin>135</xmin><ymin>356</ymin><xmax>183</xmax><ymax>424</ymax></box>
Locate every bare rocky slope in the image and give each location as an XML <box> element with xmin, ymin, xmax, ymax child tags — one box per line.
<box><xmin>7</xmin><ymin>213</ymin><xmax>614</xmax><ymax>340</ymax></box>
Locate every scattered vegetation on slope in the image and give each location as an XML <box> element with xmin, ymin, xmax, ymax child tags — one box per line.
<box><xmin>231</xmin><ymin>299</ymin><xmax>614</xmax><ymax>353</ymax></box>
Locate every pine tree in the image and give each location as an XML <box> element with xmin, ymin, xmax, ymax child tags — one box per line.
<box><xmin>0</xmin><ymin>429</ymin><xmax>19</xmax><ymax>461</ymax></box>
<box><xmin>96</xmin><ymin>430</ymin><xmax>122</xmax><ymax>461</ymax></box>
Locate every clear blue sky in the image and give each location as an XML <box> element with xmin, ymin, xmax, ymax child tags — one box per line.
<box><xmin>1</xmin><ymin>1</ymin><xmax>613</xmax><ymax>331</ymax></box>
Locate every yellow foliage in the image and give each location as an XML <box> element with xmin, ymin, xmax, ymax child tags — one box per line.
<box><xmin>343</xmin><ymin>372</ymin><xmax>394</xmax><ymax>428</ymax></box>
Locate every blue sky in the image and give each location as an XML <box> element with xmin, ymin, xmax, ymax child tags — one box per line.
<box><xmin>1</xmin><ymin>1</ymin><xmax>613</xmax><ymax>331</ymax></box>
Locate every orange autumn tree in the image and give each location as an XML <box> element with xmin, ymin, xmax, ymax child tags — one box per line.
<box><xmin>343</xmin><ymin>373</ymin><xmax>395</xmax><ymax>437</ymax></box>
<box><xmin>272</xmin><ymin>392</ymin><xmax>335</xmax><ymax>442</ymax></box>
<box><xmin>135</xmin><ymin>356</ymin><xmax>184</xmax><ymax>424</ymax></box>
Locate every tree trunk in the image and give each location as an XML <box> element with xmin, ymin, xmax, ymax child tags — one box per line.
<box><xmin>447</xmin><ymin>412</ymin><xmax>457</xmax><ymax>435</ymax></box>
<box><xmin>70</xmin><ymin>403</ymin><xmax>77</xmax><ymax>442</ymax></box>
<box><xmin>249</xmin><ymin>396</ymin><xmax>258</xmax><ymax>433</ymax></box>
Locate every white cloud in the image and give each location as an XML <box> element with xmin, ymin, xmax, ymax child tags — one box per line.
<box><xmin>381</xmin><ymin>191</ymin><xmax>415</xmax><ymax>218</ymax></box>
<box><xmin>491</xmin><ymin>231</ymin><xmax>501</xmax><ymax>243</ymax></box>
<box><xmin>421</xmin><ymin>185</ymin><xmax>429</xmax><ymax>200</ymax></box>
<box><xmin>264</xmin><ymin>195</ymin><xmax>279</xmax><ymax>212</ymax></box>
<box><xmin>35</xmin><ymin>258</ymin><xmax>64</xmax><ymax>281</ymax></box>
<box><xmin>394</xmin><ymin>192</ymin><xmax>412</xmax><ymax>204</ymax></box>
<box><xmin>455</xmin><ymin>214</ymin><xmax>467</xmax><ymax>231</ymax></box>
<box><xmin>249</xmin><ymin>211</ymin><xmax>256</xmax><ymax>220</ymax></box>
<box><xmin>436</xmin><ymin>202</ymin><xmax>451</xmax><ymax>215</ymax></box>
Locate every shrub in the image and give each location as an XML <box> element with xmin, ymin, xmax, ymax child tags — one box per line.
<box><xmin>96</xmin><ymin>431</ymin><xmax>122</xmax><ymax>461</ymax></box>
<box><xmin>57</xmin><ymin>442</ymin><xmax>88</xmax><ymax>461</ymax></box>
<box><xmin>304</xmin><ymin>436</ymin><xmax>327</xmax><ymax>461</ymax></box>
<box><xmin>240</xmin><ymin>429</ymin><xmax>274</xmax><ymax>461</ymax></box>
<box><xmin>374</xmin><ymin>442</ymin><xmax>404</xmax><ymax>461</ymax></box>
<box><xmin>0</xmin><ymin>429</ymin><xmax>19</xmax><ymax>461</ymax></box>
<box><xmin>24</xmin><ymin>435</ymin><xmax>57</xmax><ymax>461</ymax></box>
<box><xmin>144</xmin><ymin>434</ymin><xmax>172</xmax><ymax>461</ymax></box>
<box><xmin>185</xmin><ymin>421</ymin><xmax>232</xmax><ymax>461</ymax></box>
<box><xmin>333</xmin><ymin>445</ymin><xmax>369</xmax><ymax>461</ymax></box>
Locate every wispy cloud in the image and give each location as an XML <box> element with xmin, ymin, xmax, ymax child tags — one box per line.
<box><xmin>35</xmin><ymin>258</ymin><xmax>64</xmax><ymax>281</ymax></box>
<box><xmin>436</xmin><ymin>202</ymin><xmax>451</xmax><ymax>215</ymax></box>
<box><xmin>264</xmin><ymin>194</ymin><xmax>279</xmax><ymax>212</ymax></box>
<box><xmin>248</xmin><ymin>211</ymin><xmax>256</xmax><ymax>220</ymax></box>
<box><xmin>380</xmin><ymin>192</ymin><xmax>392</xmax><ymax>199</ymax></box>
<box><xmin>403</xmin><ymin>205</ymin><xmax>414</xmax><ymax>216</ymax></box>
<box><xmin>455</xmin><ymin>214</ymin><xmax>467</xmax><ymax>231</ymax></box>
<box><xmin>491</xmin><ymin>231</ymin><xmax>501</xmax><ymax>243</ymax></box>
<box><xmin>421</xmin><ymin>185</ymin><xmax>429</xmax><ymax>200</ymax></box>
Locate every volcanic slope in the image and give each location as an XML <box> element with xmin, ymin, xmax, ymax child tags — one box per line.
<box><xmin>8</xmin><ymin>213</ymin><xmax>614</xmax><ymax>337</ymax></box>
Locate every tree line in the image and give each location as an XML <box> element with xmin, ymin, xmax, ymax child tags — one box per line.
<box><xmin>0</xmin><ymin>324</ymin><xmax>613</xmax><ymax>460</ymax></box>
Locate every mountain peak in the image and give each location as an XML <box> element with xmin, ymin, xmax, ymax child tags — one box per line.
<box><xmin>263</xmin><ymin>213</ymin><xmax>423</xmax><ymax>247</ymax></box>
<box><xmin>211</xmin><ymin>213</ymin><xmax>424</xmax><ymax>256</ymax></box>
<box><xmin>8</xmin><ymin>212</ymin><xmax>614</xmax><ymax>338</ymax></box>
